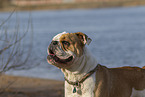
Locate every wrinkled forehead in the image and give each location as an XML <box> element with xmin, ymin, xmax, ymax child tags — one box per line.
<box><xmin>52</xmin><ymin>31</ymin><xmax>67</xmax><ymax>41</ymax></box>
<box><xmin>53</xmin><ymin>32</ymin><xmax>79</xmax><ymax>43</ymax></box>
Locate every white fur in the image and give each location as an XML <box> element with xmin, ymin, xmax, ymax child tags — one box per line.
<box><xmin>131</xmin><ymin>88</ymin><xmax>145</xmax><ymax>97</ymax></box>
<box><xmin>62</xmin><ymin>47</ymin><xmax>98</xmax><ymax>97</ymax></box>
<box><xmin>53</xmin><ymin>31</ymin><xmax>67</xmax><ymax>41</ymax></box>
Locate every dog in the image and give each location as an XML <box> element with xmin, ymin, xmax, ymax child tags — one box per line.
<box><xmin>47</xmin><ymin>31</ymin><xmax>145</xmax><ymax>97</ymax></box>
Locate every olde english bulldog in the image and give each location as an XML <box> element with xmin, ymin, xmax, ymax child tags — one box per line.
<box><xmin>47</xmin><ymin>31</ymin><xmax>145</xmax><ymax>97</ymax></box>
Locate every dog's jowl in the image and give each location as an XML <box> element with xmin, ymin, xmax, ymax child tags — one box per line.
<box><xmin>47</xmin><ymin>31</ymin><xmax>145</xmax><ymax>97</ymax></box>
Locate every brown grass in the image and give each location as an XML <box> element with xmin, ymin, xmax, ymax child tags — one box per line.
<box><xmin>0</xmin><ymin>74</ymin><xmax>64</xmax><ymax>97</ymax></box>
<box><xmin>0</xmin><ymin>0</ymin><xmax>145</xmax><ymax>12</ymax></box>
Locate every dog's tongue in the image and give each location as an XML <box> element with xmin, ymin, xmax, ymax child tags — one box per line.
<box><xmin>49</xmin><ymin>53</ymin><xmax>59</xmax><ymax>61</ymax></box>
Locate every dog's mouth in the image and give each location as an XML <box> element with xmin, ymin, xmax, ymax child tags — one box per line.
<box><xmin>48</xmin><ymin>49</ymin><xmax>73</xmax><ymax>64</ymax></box>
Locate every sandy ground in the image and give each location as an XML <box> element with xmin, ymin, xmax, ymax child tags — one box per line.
<box><xmin>1</xmin><ymin>0</ymin><xmax>145</xmax><ymax>12</ymax></box>
<box><xmin>0</xmin><ymin>74</ymin><xmax>64</xmax><ymax>97</ymax></box>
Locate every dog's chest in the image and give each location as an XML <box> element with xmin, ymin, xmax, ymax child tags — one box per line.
<box><xmin>65</xmin><ymin>73</ymin><xmax>96</xmax><ymax>97</ymax></box>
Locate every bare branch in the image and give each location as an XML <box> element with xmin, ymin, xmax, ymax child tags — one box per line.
<box><xmin>0</xmin><ymin>31</ymin><xmax>26</xmax><ymax>55</ymax></box>
<box><xmin>0</xmin><ymin>11</ymin><xmax>38</xmax><ymax>73</ymax></box>
<box><xmin>0</xmin><ymin>9</ymin><xmax>15</xmax><ymax>28</ymax></box>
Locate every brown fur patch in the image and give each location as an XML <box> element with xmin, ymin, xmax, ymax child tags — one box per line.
<box><xmin>95</xmin><ymin>65</ymin><xmax>145</xmax><ymax>97</ymax></box>
<box><xmin>59</xmin><ymin>33</ymin><xmax>84</xmax><ymax>56</ymax></box>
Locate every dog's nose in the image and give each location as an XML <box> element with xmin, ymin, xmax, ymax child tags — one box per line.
<box><xmin>52</xmin><ymin>41</ymin><xmax>58</xmax><ymax>45</ymax></box>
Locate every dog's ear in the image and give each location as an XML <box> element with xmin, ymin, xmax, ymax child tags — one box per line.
<box><xmin>75</xmin><ymin>32</ymin><xmax>92</xmax><ymax>45</ymax></box>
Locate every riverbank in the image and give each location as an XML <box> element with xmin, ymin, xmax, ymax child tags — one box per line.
<box><xmin>0</xmin><ymin>74</ymin><xmax>64</xmax><ymax>97</ymax></box>
<box><xmin>0</xmin><ymin>0</ymin><xmax>145</xmax><ymax>12</ymax></box>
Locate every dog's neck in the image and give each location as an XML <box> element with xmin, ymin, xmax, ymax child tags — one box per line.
<box><xmin>61</xmin><ymin>47</ymin><xmax>97</xmax><ymax>81</ymax></box>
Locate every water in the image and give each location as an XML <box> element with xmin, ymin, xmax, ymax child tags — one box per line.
<box><xmin>0</xmin><ymin>6</ymin><xmax>145</xmax><ymax>80</ymax></box>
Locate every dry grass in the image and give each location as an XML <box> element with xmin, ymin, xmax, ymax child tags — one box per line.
<box><xmin>0</xmin><ymin>74</ymin><xmax>64</xmax><ymax>97</ymax></box>
<box><xmin>0</xmin><ymin>0</ymin><xmax>145</xmax><ymax>12</ymax></box>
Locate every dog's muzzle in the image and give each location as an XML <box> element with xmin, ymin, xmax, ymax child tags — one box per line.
<box><xmin>47</xmin><ymin>41</ymin><xmax>74</xmax><ymax>67</ymax></box>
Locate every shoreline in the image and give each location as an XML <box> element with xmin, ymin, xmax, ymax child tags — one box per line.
<box><xmin>0</xmin><ymin>0</ymin><xmax>145</xmax><ymax>12</ymax></box>
<box><xmin>0</xmin><ymin>74</ymin><xmax>64</xmax><ymax>97</ymax></box>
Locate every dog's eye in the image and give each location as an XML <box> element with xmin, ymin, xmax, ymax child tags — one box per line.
<box><xmin>62</xmin><ymin>41</ymin><xmax>70</xmax><ymax>46</ymax></box>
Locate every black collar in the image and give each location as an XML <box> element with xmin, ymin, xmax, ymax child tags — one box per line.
<box><xmin>64</xmin><ymin>64</ymin><xmax>100</xmax><ymax>87</ymax></box>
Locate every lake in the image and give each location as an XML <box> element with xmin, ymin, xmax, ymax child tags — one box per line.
<box><xmin>1</xmin><ymin>6</ymin><xmax>145</xmax><ymax>80</ymax></box>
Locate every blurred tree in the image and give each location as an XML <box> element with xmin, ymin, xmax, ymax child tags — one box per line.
<box><xmin>0</xmin><ymin>11</ymin><xmax>38</xmax><ymax>73</ymax></box>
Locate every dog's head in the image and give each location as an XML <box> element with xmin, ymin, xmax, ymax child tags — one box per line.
<box><xmin>47</xmin><ymin>31</ymin><xmax>91</xmax><ymax>69</ymax></box>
